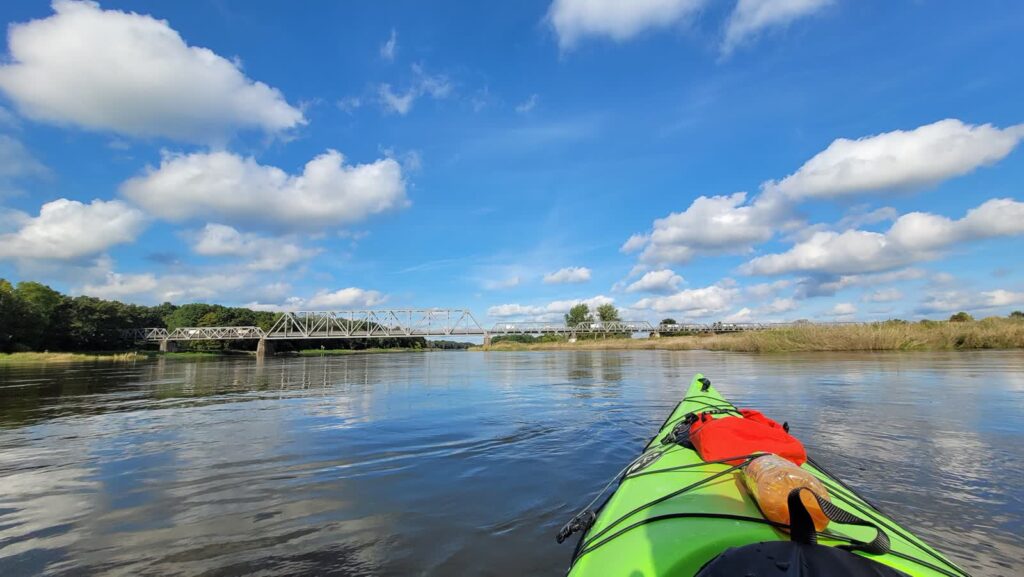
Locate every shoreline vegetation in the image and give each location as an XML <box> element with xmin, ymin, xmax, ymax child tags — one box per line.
<box><xmin>477</xmin><ymin>317</ymin><xmax>1024</xmax><ymax>353</ymax></box>
<box><xmin>0</xmin><ymin>348</ymin><xmax>439</xmax><ymax>364</ymax></box>
<box><xmin>0</xmin><ymin>351</ymin><xmax>231</xmax><ymax>364</ymax></box>
<box><xmin>0</xmin><ymin>352</ymin><xmax>144</xmax><ymax>364</ymax></box>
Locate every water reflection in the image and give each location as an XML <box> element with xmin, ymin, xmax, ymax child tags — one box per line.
<box><xmin>0</xmin><ymin>351</ymin><xmax>1021</xmax><ymax>576</ymax></box>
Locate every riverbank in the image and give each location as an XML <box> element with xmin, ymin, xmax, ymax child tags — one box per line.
<box><xmin>0</xmin><ymin>351</ymin><xmax>242</xmax><ymax>364</ymax></box>
<box><xmin>0</xmin><ymin>348</ymin><xmax>448</xmax><ymax>364</ymax></box>
<box><xmin>0</xmin><ymin>351</ymin><xmax>143</xmax><ymax>364</ymax></box>
<box><xmin>478</xmin><ymin>318</ymin><xmax>1024</xmax><ymax>352</ymax></box>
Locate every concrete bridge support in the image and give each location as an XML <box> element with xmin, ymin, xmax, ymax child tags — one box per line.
<box><xmin>159</xmin><ymin>339</ymin><xmax>177</xmax><ymax>353</ymax></box>
<box><xmin>649</xmin><ymin>331</ymin><xmax>660</xmax><ymax>339</ymax></box>
<box><xmin>256</xmin><ymin>338</ymin><xmax>275</xmax><ymax>360</ymax></box>
<box><xmin>483</xmin><ymin>333</ymin><xmax>492</xmax><ymax>347</ymax></box>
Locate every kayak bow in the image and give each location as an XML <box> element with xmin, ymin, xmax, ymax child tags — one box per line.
<box><xmin>561</xmin><ymin>374</ymin><xmax>969</xmax><ymax>577</ymax></box>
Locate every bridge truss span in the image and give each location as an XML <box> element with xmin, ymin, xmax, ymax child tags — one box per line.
<box><xmin>265</xmin><ymin>309</ymin><xmax>486</xmax><ymax>339</ymax></box>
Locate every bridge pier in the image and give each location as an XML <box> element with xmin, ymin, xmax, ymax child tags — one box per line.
<box><xmin>649</xmin><ymin>331</ymin><xmax>660</xmax><ymax>339</ymax></box>
<box><xmin>483</xmin><ymin>333</ymin><xmax>492</xmax><ymax>347</ymax></box>
<box><xmin>159</xmin><ymin>339</ymin><xmax>177</xmax><ymax>353</ymax></box>
<box><xmin>256</xmin><ymin>338</ymin><xmax>275</xmax><ymax>360</ymax></box>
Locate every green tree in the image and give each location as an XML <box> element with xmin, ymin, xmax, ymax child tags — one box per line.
<box><xmin>165</xmin><ymin>303</ymin><xmax>215</xmax><ymax>330</ymax></box>
<box><xmin>596</xmin><ymin>303</ymin><xmax>620</xmax><ymax>322</ymax></box>
<box><xmin>660</xmin><ymin>318</ymin><xmax>677</xmax><ymax>325</ymax></box>
<box><xmin>1010</xmin><ymin>311</ymin><xmax>1024</xmax><ymax>319</ymax></box>
<box><xmin>949</xmin><ymin>311</ymin><xmax>974</xmax><ymax>322</ymax></box>
<box><xmin>1</xmin><ymin>279</ymin><xmax>34</xmax><ymax>352</ymax></box>
<box><xmin>565</xmin><ymin>303</ymin><xmax>593</xmax><ymax>326</ymax></box>
<box><xmin>56</xmin><ymin>296</ymin><xmax>134</xmax><ymax>350</ymax></box>
<box><xmin>15</xmin><ymin>281</ymin><xmax>65</xmax><ymax>350</ymax></box>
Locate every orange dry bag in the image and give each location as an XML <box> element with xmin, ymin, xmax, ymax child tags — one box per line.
<box><xmin>688</xmin><ymin>411</ymin><xmax>807</xmax><ymax>466</ymax></box>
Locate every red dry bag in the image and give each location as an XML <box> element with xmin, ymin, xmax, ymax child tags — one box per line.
<box><xmin>688</xmin><ymin>410</ymin><xmax>806</xmax><ymax>466</ymax></box>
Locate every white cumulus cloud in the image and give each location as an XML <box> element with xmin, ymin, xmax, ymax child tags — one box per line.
<box><xmin>766</xmin><ymin>119</ymin><xmax>1024</xmax><ymax>200</ymax></box>
<box><xmin>243</xmin><ymin>288</ymin><xmax>389</xmax><ymax>312</ymax></box>
<box><xmin>744</xmin><ymin>198</ymin><xmax>1024</xmax><ymax>276</ymax></box>
<box><xmin>547</xmin><ymin>0</ymin><xmax>706</xmax><ymax>49</ymax></box>
<box><xmin>78</xmin><ymin>271</ymin><xmax>159</xmax><ymax>300</ymax></box>
<box><xmin>0</xmin><ymin>0</ymin><xmax>304</xmax><ymax>143</ymax></box>
<box><xmin>723</xmin><ymin>307</ymin><xmax>753</xmax><ymax>323</ymax></box>
<box><xmin>190</xmin><ymin>223</ymin><xmax>319</xmax><ymax>271</ymax></box>
<box><xmin>121</xmin><ymin>150</ymin><xmax>408</xmax><ymax>231</ymax></box>
<box><xmin>745</xmin><ymin>279</ymin><xmax>793</xmax><ymax>299</ymax></box>
<box><xmin>795</xmin><ymin>268</ymin><xmax>925</xmax><ymax>299</ymax></box>
<box><xmin>543</xmin><ymin>266</ymin><xmax>592</xmax><ymax>284</ymax></box>
<box><xmin>305</xmin><ymin>288</ymin><xmax>388</xmax><ymax>309</ymax></box>
<box><xmin>0</xmin><ymin>198</ymin><xmax>145</xmax><ymax>260</ymax></box>
<box><xmin>623</xmin><ymin>119</ymin><xmax>1023</xmax><ymax>272</ymax></box>
<box><xmin>624</xmin><ymin>192</ymin><xmax>790</xmax><ymax>265</ymax></box>
<box><xmin>78</xmin><ymin>268</ymin><xmax>289</xmax><ymax>304</ymax></box>
<box><xmin>828</xmin><ymin>302</ymin><xmax>857</xmax><ymax>317</ymax></box>
<box><xmin>723</xmin><ymin>0</ymin><xmax>833</xmax><ymax>55</ymax></box>
<box><xmin>982</xmin><ymin>290</ymin><xmax>1024</xmax><ymax>308</ymax></box>
<box><xmin>625</xmin><ymin>269</ymin><xmax>685</xmax><ymax>294</ymax></box>
<box><xmin>913</xmin><ymin>289</ymin><xmax>1024</xmax><ymax>316</ymax></box>
<box><xmin>631</xmin><ymin>285</ymin><xmax>738</xmax><ymax>316</ymax></box>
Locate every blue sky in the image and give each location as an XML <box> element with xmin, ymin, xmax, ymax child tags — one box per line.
<box><xmin>1</xmin><ymin>0</ymin><xmax>1023</xmax><ymax>325</ymax></box>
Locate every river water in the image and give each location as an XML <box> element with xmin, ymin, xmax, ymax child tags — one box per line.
<box><xmin>0</xmin><ymin>351</ymin><xmax>1021</xmax><ymax>576</ymax></box>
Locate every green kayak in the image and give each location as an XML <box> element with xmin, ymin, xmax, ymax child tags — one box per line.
<box><xmin>559</xmin><ymin>374</ymin><xmax>969</xmax><ymax>577</ymax></box>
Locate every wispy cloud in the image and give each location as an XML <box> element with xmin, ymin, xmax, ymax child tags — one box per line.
<box><xmin>543</xmin><ymin>266</ymin><xmax>590</xmax><ymax>284</ymax></box>
<box><xmin>722</xmin><ymin>0</ymin><xmax>833</xmax><ymax>56</ymax></box>
<box><xmin>380</xmin><ymin>28</ymin><xmax>398</xmax><ymax>61</ymax></box>
<box><xmin>378</xmin><ymin>63</ymin><xmax>452</xmax><ymax>115</ymax></box>
<box><xmin>515</xmin><ymin>94</ymin><xmax>539</xmax><ymax>114</ymax></box>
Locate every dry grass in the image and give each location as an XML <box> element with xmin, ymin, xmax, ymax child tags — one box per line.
<box><xmin>478</xmin><ymin>318</ymin><xmax>1024</xmax><ymax>353</ymax></box>
<box><xmin>0</xmin><ymin>351</ymin><xmax>141</xmax><ymax>364</ymax></box>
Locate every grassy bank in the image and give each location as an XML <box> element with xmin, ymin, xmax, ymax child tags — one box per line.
<box><xmin>297</xmin><ymin>348</ymin><xmax>421</xmax><ymax>356</ymax></box>
<box><xmin>0</xmin><ymin>351</ymin><xmax>142</xmax><ymax>364</ymax></box>
<box><xmin>0</xmin><ymin>350</ymin><xmax>247</xmax><ymax>364</ymax></box>
<box><xmin>478</xmin><ymin>318</ymin><xmax>1024</xmax><ymax>353</ymax></box>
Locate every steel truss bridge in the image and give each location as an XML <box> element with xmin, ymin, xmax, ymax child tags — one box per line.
<box><xmin>123</xmin><ymin>309</ymin><xmax>837</xmax><ymax>357</ymax></box>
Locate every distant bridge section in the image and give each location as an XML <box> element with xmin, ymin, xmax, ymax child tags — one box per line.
<box><xmin>124</xmin><ymin>309</ymin><xmax>852</xmax><ymax>358</ymax></box>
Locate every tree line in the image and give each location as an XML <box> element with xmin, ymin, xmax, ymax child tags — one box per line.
<box><xmin>0</xmin><ymin>279</ymin><xmax>469</xmax><ymax>353</ymax></box>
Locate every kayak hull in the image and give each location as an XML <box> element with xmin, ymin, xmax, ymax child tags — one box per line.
<box><xmin>564</xmin><ymin>374</ymin><xmax>967</xmax><ymax>577</ymax></box>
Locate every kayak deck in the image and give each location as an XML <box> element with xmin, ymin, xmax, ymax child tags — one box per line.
<box><xmin>565</xmin><ymin>374</ymin><xmax>968</xmax><ymax>577</ymax></box>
